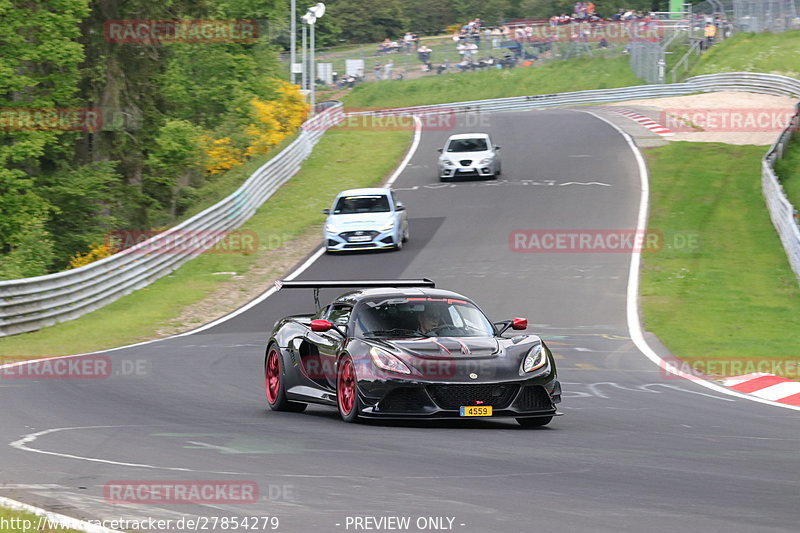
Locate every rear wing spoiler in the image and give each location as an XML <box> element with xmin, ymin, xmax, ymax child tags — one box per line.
<box><xmin>275</xmin><ymin>279</ymin><xmax>435</xmax><ymax>290</ymax></box>
<box><xmin>275</xmin><ymin>279</ymin><xmax>436</xmax><ymax>309</ymax></box>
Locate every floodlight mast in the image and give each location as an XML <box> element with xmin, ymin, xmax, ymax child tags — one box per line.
<box><xmin>301</xmin><ymin>3</ymin><xmax>325</xmax><ymax>116</ymax></box>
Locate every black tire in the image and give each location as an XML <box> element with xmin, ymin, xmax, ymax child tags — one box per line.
<box><xmin>402</xmin><ymin>224</ymin><xmax>410</xmax><ymax>243</ymax></box>
<box><xmin>336</xmin><ymin>354</ymin><xmax>363</xmax><ymax>423</ymax></box>
<box><xmin>516</xmin><ymin>416</ymin><xmax>552</xmax><ymax>428</ymax></box>
<box><xmin>265</xmin><ymin>345</ymin><xmax>307</xmax><ymax>412</ymax></box>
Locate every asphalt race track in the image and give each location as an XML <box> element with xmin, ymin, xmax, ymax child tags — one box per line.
<box><xmin>1</xmin><ymin>110</ymin><xmax>798</xmax><ymax>533</ymax></box>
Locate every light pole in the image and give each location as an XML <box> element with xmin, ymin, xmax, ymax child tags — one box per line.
<box><xmin>290</xmin><ymin>0</ymin><xmax>296</xmax><ymax>84</ymax></box>
<box><xmin>301</xmin><ymin>21</ymin><xmax>308</xmax><ymax>91</ymax></box>
<box><xmin>302</xmin><ymin>3</ymin><xmax>325</xmax><ymax>115</ymax></box>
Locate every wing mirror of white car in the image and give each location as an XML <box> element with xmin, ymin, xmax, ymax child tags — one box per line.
<box><xmin>495</xmin><ymin>145</ymin><xmax>501</xmax><ymax>150</ymax></box>
<box><xmin>395</xmin><ymin>203</ymin><xmax>405</xmax><ymax>211</ymax></box>
<box><xmin>322</xmin><ymin>208</ymin><xmax>330</xmax><ymax>214</ymax></box>
<box><xmin>437</xmin><ymin>148</ymin><xmax>443</xmax><ymax>153</ymax></box>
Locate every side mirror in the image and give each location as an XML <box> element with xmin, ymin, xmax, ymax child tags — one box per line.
<box><xmin>322</xmin><ymin>208</ymin><xmax>330</xmax><ymax>215</ymax></box>
<box><xmin>395</xmin><ymin>203</ymin><xmax>405</xmax><ymax>211</ymax></box>
<box><xmin>494</xmin><ymin>145</ymin><xmax>501</xmax><ymax>150</ymax></box>
<box><xmin>310</xmin><ymin>319</ymin><xmax>333</xmax><ymax>332</ymax></box>
<box><xmin>437</xmin><ymin>148</ymin><xmax>443</xmax><ymax>153</ymax></box>
<box><xmin>494</xmin><ymin>317</ymin><xmax>528</xmax><ymax>335</ymax></box>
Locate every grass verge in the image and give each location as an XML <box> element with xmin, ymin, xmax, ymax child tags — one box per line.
<box><xmin>642</xmin><ymin>142</ymin><xmax>800</xmax><ymax>376</ymax></box>
<box><xmin>689</xmin><ymin>30</ymin><xmax>800</xmax><ymax>79</ymax></box>
<box><xmin>0</xmin><ymin>127</ymin><xmax>412</xmax><ymax>357</ymax></box>
<box><xmin>342</xmin><ymin>55</ymin><xmax>642</xmax><ymax>108</ymax></box>
<box><xmin>0</xmin><ymin>506</ymin><xmax>83</xmax><ymax>533</ymax></box>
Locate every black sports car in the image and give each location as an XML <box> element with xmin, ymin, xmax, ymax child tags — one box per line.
<box><xmin>264</xmin><ymin>279</ymin><xmax>561</xmax><ymax>427</ymax></box>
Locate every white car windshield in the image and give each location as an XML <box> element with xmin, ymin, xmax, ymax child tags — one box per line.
<box><xmin>447</xmin><ymin>138</ymin><xmax>488</xmax><ymax>152</ymax></box>
<box><xmin>334</xmin><ymin>195</ymin><xmax>391</xmax><ymax>214</ymax></box>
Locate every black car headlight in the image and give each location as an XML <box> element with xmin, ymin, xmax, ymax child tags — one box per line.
<box><xmin>369</xmin><ymin>346</ymin><xmax>411</xmax><ymax>375</ymax></box>
<box><xmin>521</xmin><ymin>344</ymin><xmax>549</xmax><ymax>373</ymax></box>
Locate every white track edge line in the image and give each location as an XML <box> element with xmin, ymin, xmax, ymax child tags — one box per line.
<box><xmin>578</xmin><ymin>109</ymin><xmax>800</xmax><ymax>412</ymax></box>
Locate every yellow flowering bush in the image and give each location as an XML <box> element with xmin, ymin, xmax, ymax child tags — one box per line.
<box><xmin>67</xmin><ymin>242</ymin><xmax>118</xmax><ymax>269</ymax></box>
<box><xmin>202</xmin><ymin>136</ymin><xmax>245</xmax><ymax>175</ymax></box>
<box><xmin>245</xmin><ymin>81</ymin><xmax>309</xmax><ymax>157</ymax></box>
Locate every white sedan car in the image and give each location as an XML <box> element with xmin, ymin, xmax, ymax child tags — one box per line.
<box><xmin>437</xmin><ymin>133</ymin><xmax>501</xmax><ymax>181</ymax></box>
<box><xmin>323</xmin><ymin>188</ymin><xmax>409</xmax><ymax>252</ymax></box>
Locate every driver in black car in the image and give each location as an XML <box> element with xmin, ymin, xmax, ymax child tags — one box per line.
<box><xmin>417</xmin><ymin>306</ymin><xmax>448</xmax><ymax>335</ymax></box>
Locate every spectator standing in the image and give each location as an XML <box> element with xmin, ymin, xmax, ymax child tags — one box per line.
<box><xmin>384</xmin><ymin>59</ymin><xmax>394</xmax><ymax>80</ymax></box>
<box><xmin>374</xmin><ymin>60</ymin><xmax>382</xmax><ymax>80</ymax></box>
<box><xmin>403</xmin><ymin>32</ymin><xmax>414</xmax><ymax>53</ymax></box>
<box><xmin>465</xmin><ymin>41</ymin><xmax>478</xmax><ymax>59</ymax></box>
<box><xmin>417</xmin><ymin>44</ymin><xmax>432</xmax><ymax>64</ymax></box>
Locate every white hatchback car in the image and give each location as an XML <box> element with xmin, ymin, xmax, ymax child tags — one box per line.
<box><xmin>323</xmin><ymin>188</ymin><xmax>409</xmax><ymax>252</ymax></box>
<box><xmin>437</xmin><ymin>133</ymin><xmax>501</xmax><ymax>181</ymax></box>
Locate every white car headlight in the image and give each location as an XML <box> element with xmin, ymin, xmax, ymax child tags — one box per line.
<box><xmin>369</xmin><ymin>346</ymin><xmax>411</xmax><ymax>374</ymax></box>
<box><xmin>522</xmin><ymin>344</ymin><xmax>549</xmax><ymax>373</ymax></box>
<box><xmin>479</xmin><ymin>157</ymin><xmax>494</xmax><ymax>165</ymax></box>
<box><xmin>379</xmin><ymin>220</ymin><xmax>395</xmax><ymax>232</ymax></box>
<box><xmin>325</xmin><ymin>223</ymin><xmax>337</xmax><ymax>233</ymax></box>
<box><xmin>440</xmin><ymin>158</ymin><xmax>454</xmax><ymax>166</ymax></box>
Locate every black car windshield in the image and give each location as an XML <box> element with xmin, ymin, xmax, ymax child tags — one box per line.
<box><xmin>446</xmin><ymin>138</ymin><xmax>488</xmax><ymax>152</ymax></box>
<box><xmin>333</xmin><ymin>195</ymin><xmax>390</xmax><ymax>214</ymax></box>
<box><xmin>354</xmin><ymin>297</ymin><xmax>495</xmax><ymax>338</ymax></box>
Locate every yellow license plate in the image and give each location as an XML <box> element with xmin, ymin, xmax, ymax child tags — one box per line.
<box><xmin>460</xmin><ymin>405</ymin><xmax>492</xmax><ymax>417</ymax></box>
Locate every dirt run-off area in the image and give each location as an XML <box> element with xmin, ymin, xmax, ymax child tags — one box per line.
<box><xmin>608</xmin><ymin>90</ymin><xmax>798</xmax><ymax>145</ymax></box>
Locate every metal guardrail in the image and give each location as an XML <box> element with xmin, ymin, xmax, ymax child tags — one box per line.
<box><xmin>3</xmin><ymin>72</ymin><xmax>800</xmax><ymax>336</ymax></box>
<box><xmin>0</xmin><ymin>104</ymin><xmax>344</xmax><ymax>336</ymax></box>
<box><xmin>763</xmin><ymin>108</ymin><xmax>800</xmax><ymax>280</ymax></box>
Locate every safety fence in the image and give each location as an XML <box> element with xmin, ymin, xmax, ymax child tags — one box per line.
<box><xmin>2</xmin><ymin>73</ymin><xmax>799</xmax><ymax>336</ymax></box>
<box><xmin>763</xmin><ymin>106</ymin><xmax>800</xmax><ymax>279</ymax></box>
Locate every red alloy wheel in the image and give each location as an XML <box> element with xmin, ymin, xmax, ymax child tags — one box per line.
<box><xmin>266</xmin><ymin>348</ymin><xmax>281</xmax><ymax>404</ymax></box>
<box><xmin>337</xmin><ymin>357</ymin><xmax>356</xmax><ymax>415</ymax></box>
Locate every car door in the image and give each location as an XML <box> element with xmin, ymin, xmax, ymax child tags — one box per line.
<box><xmin>391</xmin><ymin>190</ymin><xmax>407</xmax><ymax>238</ymax></box>
<box><xmin>320</xmin><ymin>303</ymin><xmax>352</xmax><ymax>388</ymax></box>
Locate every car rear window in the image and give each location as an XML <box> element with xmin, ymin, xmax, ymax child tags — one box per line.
<box><xmin>446</xmin><ymin>138</ymin><xmax>488</xmax><ymax>152</ymax></box>
<box><xmin>334</xmin><ymin>195</ymin><xmax>391</xmax><ymax>214</ymax></box>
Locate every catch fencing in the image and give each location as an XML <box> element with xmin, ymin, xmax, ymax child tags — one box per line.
<box><xmin>2</xmin><ymin>73</ymin><xmax>800</xmax><ymax>337</ymax></box>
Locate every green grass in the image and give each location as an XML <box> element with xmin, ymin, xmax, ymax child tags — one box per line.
<box><xmin>642</xmin><ymin>142</ymin><xmax>800</xmax><ymax>372</ymax></box>
<box><xmin>774</xmin><ymin>130</ymin><xmax>800</xmax><ymax>209</ymax></box>
<box><xmin>689</xmin><ymin>30</ymin><xmax>800</xmax><ymax>78</ymax></box>
<box><xmin>178</xmin><ymin>133</ymin><xmax>298</xmax><ymax>222</ymax></box>
<box><xmin>0</xmin><ymin>127</ymin><xmax>412</xmax><ymax>357</ymax></box>
<box><xmin>0</xmin><ymin>506</ymin><xmax>84</xmax><ymax>533</ymax></box>
<box><xmin>342</xmin><ymin>55</ymin><xmax>642</xmax><ymax>108</ymax></box>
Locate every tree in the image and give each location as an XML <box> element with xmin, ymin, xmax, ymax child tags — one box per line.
<box><xmin>323</xmin><ymin>0</ymin><xmax>408</xmax><ymax>43</ymax></box>
<box><xmin>0</xmin><ymin>0</ymin><xmax>89</xmax><ymax>265</ymax></box>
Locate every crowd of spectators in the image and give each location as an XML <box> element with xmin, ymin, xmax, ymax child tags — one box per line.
<box><xmin>359</xmin><ymin>4</ymin><xmax>705</xmax><ymax>83</ymax></box>
<box><xmin>377</xmin><ymin>32</ymin><xmax>420</xmax><ymax>54</ymax></box>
